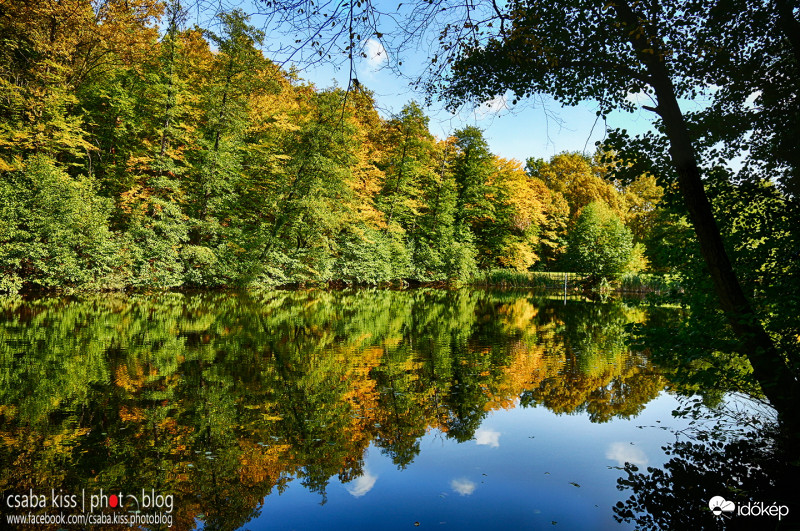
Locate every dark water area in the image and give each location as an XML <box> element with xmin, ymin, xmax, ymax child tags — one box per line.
<box><xmin>0</xmin><ymin>290</ymin><xmax>793</xmax><ymax>530</ymax></box>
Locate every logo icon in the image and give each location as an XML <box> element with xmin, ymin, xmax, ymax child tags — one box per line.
<box><xmin>709</xmin><ymin>496</ymin><xmax>736</xmax><ymax>517</ymax></box>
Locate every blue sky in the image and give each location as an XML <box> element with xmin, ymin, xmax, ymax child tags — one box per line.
<box><xmin>268</xmin><ymin>39</ymin><xmax>658</xmax><ymax>163</ymax></box>
<box><xmin>222</xmin><ymin>1</ymin><xmax>660</xmax><ymax>163</ymax></box>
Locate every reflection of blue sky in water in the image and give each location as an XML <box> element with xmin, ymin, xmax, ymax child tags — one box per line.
<box><xmin>255</xmin><ymin>393</ymin><xmax>696</xmax><ymax>530</ymax></box>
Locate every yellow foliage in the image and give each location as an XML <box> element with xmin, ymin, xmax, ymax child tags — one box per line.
<box><xmin>538</xmin><ymin>152</ymin><xmax>625</xmax><ymax>219</ymax></box>
<box><xmin>119</xmin><ymin>405</ymin><xmax>145</xmax><ymax>422</ymax></box>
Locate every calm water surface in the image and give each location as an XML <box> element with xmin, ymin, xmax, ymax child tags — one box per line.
<box><xmin>0</xmin><ymin>290</ymin><xmax>715</xmax><ymax>529</ymax></box>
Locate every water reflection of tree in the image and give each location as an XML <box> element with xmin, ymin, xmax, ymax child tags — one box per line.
<box><xmin>520</xmin><ymin>301</ymin><xmax>663</xmax><ymax>423</ymax></box>
<box><xmin>619</xmin><ymin>295</ymin><xmax>800</xmax><ymax>529</ymax></box>
<box><xmin>613</xmin><ymin>400</ymin><xmax>799</xmax><ymax>530</ymax></box>
<box><xmin>613</xmin><ymin>303</ymin><xmax>800</xmax><ymax>530</ymax></box>
<box><xmin>0</xmin><ymin>290</ymin><xmax>665</xmax><ymax>528</ymax></box>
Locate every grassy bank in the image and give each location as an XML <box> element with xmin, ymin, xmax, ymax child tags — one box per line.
<box><xmin>472</xmin><ymin>270</ymin><xmax>682</xmax><ymax>294</ymax></box>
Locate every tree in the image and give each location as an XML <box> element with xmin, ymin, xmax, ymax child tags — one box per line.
<box><xmin>438</xmin><ymin>0</ymin><xmax>800</xmax><ymax>428</ymax></box>
<box><xmin>487</xmin><ymin>156</ymin><xmax>547</xmax><ymax>270</ymax></box>
<box><xmin>0</xmin><ymin>157</ymin><xmax>122</xmax><ymax>291</ymax></box>
<box><xmin>621</xmin><ymin>173</ymin><xmax>664</xmax><ymax>243</ymax></box>
<box><xmin>535</xmin><ymin>152</ymin><xmax>624</xmax><ymax>221</ymax></box>
<box><xmin>451</xmin><ymin>126</ymin><xmax>495</xmax><ymax>268</ymax></box>
<box><xmin>0</xmin><ymin>0</ymin><xmax>162</xmax><ymax>166</ymax></box>
<box><xmin>411</xmin><ymin>137</ymin><xmax>477</xmax><ymax>281</ymax></box>
<box><xmin>186</xmin><ymin>10</ymin><xmax>270</xmax><ymax>263</ymax></box>
<box><xmin>566</xmin><ymin>201</ymin><xmax>633</xmax><ymax>281</ymax></box>
<box><xmin>376</xmin><ymin>102</ymin><xmax>433</xmax><ymax>231</ymax></box>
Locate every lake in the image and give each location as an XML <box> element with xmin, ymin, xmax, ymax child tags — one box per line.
<box><xmin>0</xmin><ymin>290</ymin><xmax>788</xmax><ymax>529</ymax></box>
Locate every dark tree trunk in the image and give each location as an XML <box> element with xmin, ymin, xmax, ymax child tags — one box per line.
<box><xmin>613</xmin><ymin>0</ymin><xmax>800</xmax><ymax>426</ymax></box>
<box><xmin>776</xmin><ymin>0</ymin><xmax>800</xmax><ymax>74</ymax></box>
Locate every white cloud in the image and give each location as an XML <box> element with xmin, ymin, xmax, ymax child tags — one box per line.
<box><xmin>474</xmin><ymin>428</ymin><xmax>501</xmax><ymax>448</ymax></box>
<box><xmin>345</xmin><ymin>469</ymin><xmax>378</xmax><ymax>497</ymax></box>
<box><xmin>364</xmin><ymin>38</ymin><xmax>388</xmax><ymax>69</ymax></box>
<box><xmin>625</xmin><ymin>91</ymin><xmax>648</xmax><ymax>105</ymax></box>
<box><xmin>475</xmin><ymin>94</ymin><xmax>508</xmax><ymax>118</ymax></box>
<box><xmin>605</xmin><ymin>442</ymin><xmax>649</xmax><ymax>468</ymax></box>
<box><xmin>450</xmin><ymin>478</ymin><xmax>477</xmax><ymax>496</ymax></box>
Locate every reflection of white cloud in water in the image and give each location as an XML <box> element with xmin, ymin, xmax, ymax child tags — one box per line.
<box><xmin>475</xmin><ymin>428</ymin><xmax>501</xmax><ymax>448</ymax></box>
<box><xmin>345</xmin><ymin>469</ymin><xmax>378</xmax><ymax>497</ymax></box>
<box><xmin>606</xmin><ymin>442</ymin><xmax>649</xmax><ymax>467</ymax></box>
<box><xmin>451</xmin><ymin>478</ymin><xmax>477</xmax><ymax>496</ymax></box>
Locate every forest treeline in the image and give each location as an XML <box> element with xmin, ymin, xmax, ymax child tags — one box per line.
<box><xmin>0</xmin><ymin>1</ymin><xmax>667</xmax><ymax>292</ymax></box>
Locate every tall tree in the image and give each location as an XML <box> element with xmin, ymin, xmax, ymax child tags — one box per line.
<box><xmin>189</xmin><ymin>10</ymin><xmax>268</xmax><ymax>238</ymax></box>
<box><xmin>376</xmin><ymin>102</ymin><xmax>434</xmax><ymax>231</ymax></box>
<box><xmin>566</xmin><ymin>201</ymin><xmax>634</xmax><ymax>281</ymax></box>
<box><xmin>450</xmin><ymin>126</ymin><xmax>495</xmax><ymax>267</ymax></box>
<box><xmin>486</xmin><ymin>157</ymin><xmax>547</xmax><ymax>271</ymax></box>
<box><xmin>441</xmin><ymin>0</ymin><xmax>800</xmax><ymax>426</ymax></box>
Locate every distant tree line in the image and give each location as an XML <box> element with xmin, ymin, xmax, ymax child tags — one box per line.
<box><xmin>0</xmin><ymin>1</ymin><xmax>666</xmax><ymax>292</ymax></box>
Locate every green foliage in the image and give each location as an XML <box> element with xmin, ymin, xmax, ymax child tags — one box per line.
<box><xmin>1</xmin><ymin>2</ymin><xmax>663</xmax><ymax>291</ymax></box>
<box><xmin>335</xmin><ymin>226</ymin><xmax>411</xmax><ymax>284</ymax></box>
<box><xmin>618</xmin><ymin>272</ymin><xmax>681</xmax><ymax>294</ymax></box>
<box><xmin>0</xmin><ymin>157</ymin><xmax>123</xmax><ymax>292</ymax></box>
<box><xmin>566</xmin><ymin>201</ymin><xmax>634</xmax><ymax>280</ymax></box>
<box><xmin>119</xmin><ymin>187</ymin><xmax>187</xmax><ymax>288</ymax></box>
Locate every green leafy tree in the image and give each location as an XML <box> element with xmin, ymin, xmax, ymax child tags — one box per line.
<box><xmin>376</xmin><ymin>102</ymin><xmax>434</xmax><ymax>231</ymax></box>
<box><xmin>450</xmin><ymin>127</ymin><xmax>497</xmax><ymax>269</ymax></box>
<box><xmin>0</xmin><ymin>157</ymin><xmax>123</xmax><ymax>292</ymax></box>
<box><xmin>566</xmin><ymin>201</ymin><xmax>634</xmax><ymax>281</ymax></box>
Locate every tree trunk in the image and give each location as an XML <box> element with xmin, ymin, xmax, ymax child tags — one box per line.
<box><xmin>776</xmin><ymin>0</ymin><xmax>800</xmax><ymax>74</ymax></box>
<box><xmin>613</xmin><ymin>0</ymin><xmax>800</xmax><ymax>424</ymax></box>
